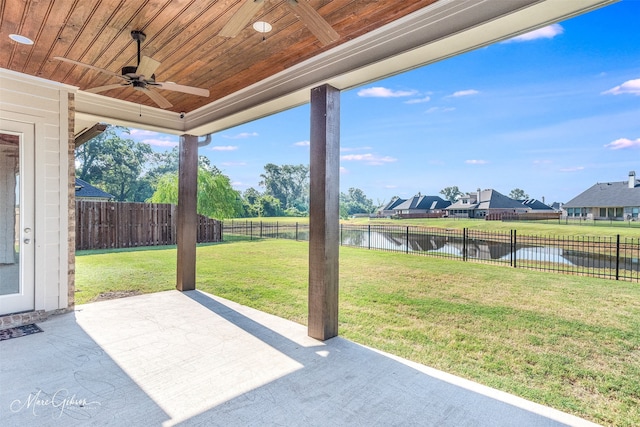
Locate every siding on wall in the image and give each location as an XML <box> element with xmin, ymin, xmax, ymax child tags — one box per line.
<box><xmin>0</xmin><ymin>69</ymin><xmax>74</xmax><ymax>313</ymax></box>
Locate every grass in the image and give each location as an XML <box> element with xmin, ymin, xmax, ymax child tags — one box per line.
<box><xmin>76</xmin><ymin>239</ymin><xmax>640</xmax><ymax>426</ymax></box>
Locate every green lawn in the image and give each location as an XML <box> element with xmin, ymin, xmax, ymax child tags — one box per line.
<box><xmin>76</xmin><ymin>239</ymin><xmax>640</xmax><ymax>426</ymax></box>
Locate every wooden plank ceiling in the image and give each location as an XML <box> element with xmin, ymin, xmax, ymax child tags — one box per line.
<box><xmin>1</xmin><ymin>0</ymin><xmax>435</xmax><ymax>113</ymax></box>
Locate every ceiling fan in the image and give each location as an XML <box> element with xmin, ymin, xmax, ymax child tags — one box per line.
<box><xmin>53</xmin><ymin>31</ymin><xmax>210</xmax><ymax>109</ymax></box>
<box><xmin>220</xmin><ymin>0</ymin><xmax>339</xmax><ymax>46</ymax></box>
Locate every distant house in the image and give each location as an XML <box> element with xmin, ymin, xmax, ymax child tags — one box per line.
<box><xmin>377</xmin><ymin>197</ymin><xmax>407</xmax><ymax>217</ymax></box>
<box><xmin>393</xmin><ymin>194</ymin><xmax>451</xmax><ymax>216</ymax></box>
<box><xmin>550</xmin><ymin>202</ymin><xmax>563</xmax><ymax>212</ymax></box>
<box><xmin>445</xmin><ymin>189</ymin><xmax>530</xmax><ymax>219</ymax></box>
<box><xmin>519</xmin><ymin>199</ymin><xmax>554</xmax><ymax>211</ymax></box>
<box><xmin>562</xmin><ymin>171</ymin><xmax>640</xmax><ymax>220</ymax></box>
<box><xmin>75</xmin><ymin>178</ymin><xmax>114</xmax><ymax>201</ymax></box>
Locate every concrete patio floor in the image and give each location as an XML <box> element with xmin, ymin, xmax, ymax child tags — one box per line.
<box><xmin>0</xmin><ymin>290</ymin><xmax>600</xmax><ymax>426</ymax></box>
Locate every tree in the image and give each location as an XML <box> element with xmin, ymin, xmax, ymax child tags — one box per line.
<box><xmin>440</xmin><ymin>186</ymin><xmax>463</xmax><ymax>202</ymax></box>
<box><xmin>509</xmin><ymin>188</ymin><xmax>529</xmax><ymax>200</ymax></box>
<box><xmin>242</xmin><ymin>187</ymin><xmax>260</xmax><ymax>205</ymax></box>
<box><xmin>149</xmin><ymin>167</ymin><xmax>243</xmax><ymax>219</ymax></box>
<box><xmin>75</xmin><ymin>126</ymin><xmax>154</xmax><ymax>201</ymax></box>
<box><xmin>259</xmin><ymin>163</ymin><xmax>309</xmax><ymax>213</ymax></box>
<box><xmin>241</xmin><ymin>187</ymin><xmax>269</xmax><ymax>217</ymax></box>
<box><xmin>256</xmin><ymin>194</ymin><xmax>282</xmax><ymax>217</ymax></box>
<box><xmin>340</xmin><ymin>187</ymin><xmax>375</xmax><ymax>217</ymax></box>
<box><xmin>146</xmin><ymin>146</ymin><xmax>220</xmax><ymax>181</ymax></box>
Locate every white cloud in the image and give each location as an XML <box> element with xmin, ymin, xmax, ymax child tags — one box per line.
<box><xmin>130</xmin><ymin>129</ymin><xmax>159</xmax><ymax>137</ymax></box>
<box><xmin>602</xmin><ymin>79</ymin><xmax>640</xmax><ymax>96</ymax></box>
<box><xmin>405</xmin><ymin>96</ymin><xmax>431</xmax><ymax>104</ymax></box>
<box><xmin>340</xmin><ymin>167</ymin><xmax>349</xmax><ymax>174</ymax></box>
<box><xmin>211</xmin><ymin>145</ymin><xmax>238</xmax><ymax>151</ymax></box>
<box><xmin>128</xmin><ymin>129</ymin><xmax>178</xmax><ymax>147</ymax></box>
<box><xmin>385</xmin><ymin>185</ymin><xmax>398</xmax><ymax>189</ymax></box>
<box><xmin>426</xmin><ymin>107</ymin><xmax>455</xmax><ymax>114</ymax></box>
<box><xmin>604</xmin><ymin>137</ymin><xmax>640</xmax><ymax>150</ymax></box>
<box><xmin>293</xmin><ymin>140</ymin><xmax>310</xmax><ymax>147</ymax></box>
<box><xmin>559</xmin><ymin>166</ymin><xmax>585</xmax><ymax>172</ymax></box>
<box><xmin>503</xmin><ymin>24</ymin><xmax>564</xmax><ymax>43</ymax></box>
<box><xmin>449</xmin><ymin>89</ymin><xmax>479</xmax><ymax>98</ymax></box>
<box><xmin>222</xmin><ymin>132</ymin><xmax>259</xmax><ymax>139</ymax></box>
<box><xmin>141</xmin><ymin>138</ymin><xmax>178</xmax><ymax>148</ymax></box>
<box><xmin>221</xmin><ymin>161</ymin><xmax>247</xmax><ymax>166</ymax></box>
<box><xmin>357</xmin><ymin>87</ymin><xmax>417</xmax><ymax>98</ymax></box>
<box><xmin>341</xmin><ymin>153</ymin><xmax>397</xmax><ymax>166</ymax></box>
<box><xmin>341</xmin><ymin>146</ymin><xmax>372</xmax><ymax>152</ymax></box>
<box><xmin>465</xmin><ymin>159</ymin><xmax>488</xmax><ymax>165</ymax></box>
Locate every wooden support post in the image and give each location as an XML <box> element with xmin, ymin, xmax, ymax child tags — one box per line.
<box><xmin>308</xmin><ymin>84</ymin><xmax>340</xmax><ymax>340</ymax></box>
<box><xmin>177</xmin><ymin>134</ymin><xmax>198</xmax><ymax>291</ymax></box>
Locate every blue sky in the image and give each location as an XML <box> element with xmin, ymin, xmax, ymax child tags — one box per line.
<box><xmin>130</xmin><ymin>0</ymin><xmax>640</xmax><ymax>206</ymax></box>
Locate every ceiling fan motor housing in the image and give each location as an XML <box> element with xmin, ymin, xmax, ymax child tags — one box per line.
<box><xmin>132</xmin><ymin>80</ymin><xmax>147</xmax><ymax>90</ymax></box>
<box><xmin>122</xmin><ymin>65</ymin><xmax>138</xmax><ymax>76</ymax></box>
<box><xmin>122</xmin><ymin>65</ymin><xmax>156</xmax><ymax>81</ymax></box>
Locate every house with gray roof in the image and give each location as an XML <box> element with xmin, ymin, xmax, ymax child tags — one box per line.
<box><xmin>550</xmin><ymin>202</ymin><xmax>563</xmax><ymax>212</ymax></box>
<box><xmin>393</xmin><ymin>194</ymin><xmax>451</xmax><ymax>216</ymax></box>
<box><xmin>519</xmin><ymin>199</ymin><xmax>554</xmax><ymax>211</ymax></box>
<box><xmin>562</xmin><ymin>171</ymin><xmax>640</xmax><ymax>220</ymax></box>
<box><xmin>75</xmin><ymin>178</ymin><xmax>114</xmax><ymax>201</ymax></box>
<box><xmin>377</xmin><ymin>196</ymin><xmax>406</xmax><ymax>217</ymax></box>
<box><xmin>445</xmin><ymin>189</ymin><xmax>530</xmax><ymax>219</ymax></box>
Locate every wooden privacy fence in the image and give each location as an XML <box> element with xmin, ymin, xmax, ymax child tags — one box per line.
<box><xmin>75</xmin><ymin>201</ymin><xmax>222</xmax><ymax>250</ymax></box>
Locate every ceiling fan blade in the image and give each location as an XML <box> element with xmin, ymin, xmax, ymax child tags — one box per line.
<box><xmin>85</xmin><ymin>83</ymin><xmax>130</xmax><ymax>94</ymax></box>
<box><xmin>144</xmin><ymin>87</ymin><xmax>173</xmax><ymax>109</ymax></box>
<box><xmin>286</xmin><ymin>0</ymin><xmax>339</xmax><ymax>46</ymax></box>
<box><xmin>136</xmin><ymin>56</ymin><xmax>161</xmax><ymax>80</ymax></box>
<box><xmin>53</xmin><ymin>56</ymin><xmax>126</xmax><ymax>80</ymax></box>
<box><xmin>155</xmin><ymin>82</ymin><xmax>209</xmax><ymax>97</ymax></box>
<box><xmin>219</xmin><ymin>0</ymin><xmax>264</xmax><ymax>38</ymax></box>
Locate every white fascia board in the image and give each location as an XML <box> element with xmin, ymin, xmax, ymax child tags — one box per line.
<box><xmin>75</xmin><ymin>91</ymin><xmax>185</xmax><ymax>135</ymax></box>
<box><xmin>0</xmin><ymin>67</ymin><xmax>77</xmax><ymax>92</ymax></box>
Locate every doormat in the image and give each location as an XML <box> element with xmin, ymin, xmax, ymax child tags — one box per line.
<box><xmin>0</xmin><ymin>324</ymin><xmax>43</xmax><ymax>341</ymax></box>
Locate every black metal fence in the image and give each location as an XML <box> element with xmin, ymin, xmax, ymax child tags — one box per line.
<box><xmin>223</xmin><ymin>221</ymin><xmax>640</xmax><ymax>282</ymax></box>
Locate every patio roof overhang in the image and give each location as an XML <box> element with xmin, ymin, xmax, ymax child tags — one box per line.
<box><xmin>72</xmin><ymin>0</ymin><xmax>616</xmax><ymax>136</ymax></box>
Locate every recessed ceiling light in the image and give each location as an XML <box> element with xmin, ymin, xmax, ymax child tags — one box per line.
<box><xmin>253</xmin><ymin>21</ymin><xmax>272</xmax><ymax>33</ymax></box>
<box><xmin>9</xmin><ymin>34</ymin><xmax>34</xmax><ymax>45</ymax></box>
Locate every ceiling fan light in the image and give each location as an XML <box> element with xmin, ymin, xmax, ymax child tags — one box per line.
<box><xmin>9</xmin><ymin>34</ymin><xmax>34</xmax><ymax>45</ymax></box>
<box><xmin>253</xmin><ymin>21</ymin><xmax>272</xmax><ymax>33</ymax></box>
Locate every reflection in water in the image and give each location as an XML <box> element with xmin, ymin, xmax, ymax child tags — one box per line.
<box><xmin>227</xmin><ymin>224</ymin><xmax>639</xmax><ymax>276</ymax></box>
<box><xmin>340</xmin><ymin>230</ymin><xmax>640</xmax><ymax>272</ymax></box>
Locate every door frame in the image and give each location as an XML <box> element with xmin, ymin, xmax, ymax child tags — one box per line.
<box><xmin>0</xmin><ymin>119</ymin><xmax>35</xmax><ymax>315</ymax></box>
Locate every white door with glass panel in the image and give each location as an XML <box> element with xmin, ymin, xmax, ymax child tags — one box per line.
<box><xmin>0</xmin><ymin>120</ymin><xmax>35</xmax><ymax>314</ymax></box>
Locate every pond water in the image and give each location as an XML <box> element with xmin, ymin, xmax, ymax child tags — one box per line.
<box><xmin>339</xmin><ymin>230</ymin><xmax>640</xmax><ymax>272</ymax></box>
<box><xmin>226</xmin><ymin>224</ymin><xmax>640</xmax><ymax>274</ymax></box>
